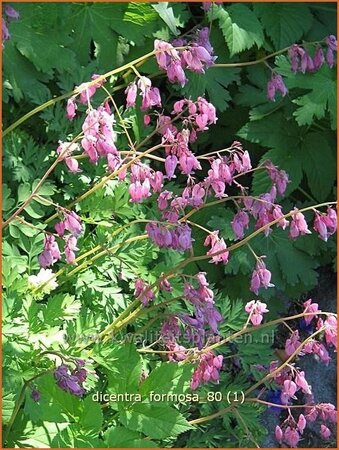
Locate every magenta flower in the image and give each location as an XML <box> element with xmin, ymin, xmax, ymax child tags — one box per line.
<box><xmin>39</xmin><ymin>235</ymin><xmax>61</xmax><ymax>268</ymax></box>
<box><xmin>231</xmin><ymin>210</ymin><xmax>249</xmax><ymax>240</ymax></box>
<box><xmin>320</xmin><ymin>425</ymin><xmax>331</xmax><ymax>440</ymax></box>
<box><xmin>297</xmin><ymin>414</ymin><xmax>307</xmax><ymax>433</ymax></box>
<box><xmin>66</xmin><ymin>97</ymin><xmax>77</xmax><ymax>120</ymax></box>
<box><xmin>245</xmin><ymin>300</ymin><xmax>269</xmax><ymax>326</ymax></box>
<box><xmin>250</xmin><ymin>260</ymin><xmax>274</xmax><ymax>295</ymax></box>
<box><xmin>289</xmin><ymin>208</ymin><xmax>311</xmax><ymax>239</ymax></box>
<box><xmin>134</xmin><ymin>278</ymin><xmax>155</xmax><ymax>306</ymax></box>
<box><xmin>125</xmin><ymin>82</ymin><xmax>138</xmax><ymax>108</ymax></box>
<box><xmin>303</xmin><ymin>298</ymin><xmax>319</xmax><ymax>324</ymax></box>
<box><xmin>285</xmin><ymin>330</ymin><xmax>301</xmax><ymax>356</ymax></box>
<box><xmin>64</xmin><ymin>235</ymin><xmax>79</xmax><ymax>264</ymax></box>
<box><xmin>165</xmin><ymin>155</ymin><xmax>178</xmax><ymax>179</ymax></box>
<box><xmin>4</xmin><ymin>5</ymin><xmax>20</xmax><ymax>19</ymax></box>
<box><xmin>283</xmin><ymin>426</ymin><xmax>300</xmax><ymax>448</ymax></box>
<box><xmin>204</xmin><ymin>231</ymin><xmax>229</xmax><ymax>264</ymax></box>
<box><xmin>275</xmin><ymin>425</ymin><xmax>283</xmax><ymax>443</ymax></box>
<box><xmin>295</xmin><ymin>371</ymin><xmax>312</xmax><ymax>395</ymax></box>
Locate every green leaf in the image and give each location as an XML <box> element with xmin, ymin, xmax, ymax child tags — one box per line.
<box><xmin>252</xmin><ymin>228</ymin><xmax>319</xmax><ymax>290</ymax></box>
<box><xmin>253</xmin><ymin>3</ymin><xmax>313</xmax><ymax>49</ymax></box>
<box><xmin>10</xmin><ymin>4</ymin><xmax>76</xmax><ymax>74</ymax></box>
<box><xmin>94</xmin><ymin>344</ymin><xmax>142</xmax><ymax>394</ymax></box>
<box><xmin>2</xmin><ymin>184</ymin><xmax>15</xmax><ymax>213</ymax></box>
<box><xmin>237</xmin><ymin>111</ymin><xmax>300</xmax><ymax>150</ymax></box>
<box><xmin>105</xmin><ymin>426</ymin><xmax>157</xmax><ymax>448</ymax></box>
<box><xmin>140</xmin><ymin>363</ymin><xmax>193</xmax><ymax>397</ymax></box>
<box><xmin>79</xmin><ymin>397</ymin><xmax>103</xmax><ymax>433</ymax></box>
<box><xmin>211</xmin><ymin>5</ymin><xmax>264</xmax><ymax>56</ymax></box>
<box><xmin>301</xmin><ymin>133</ymin><xmax>336</xmax><ymax>201</ymax></box>
<box><xmin>119</xmin><ymin>403</ymin><xmax>192</xmax><ymax>439</ymax></box>
<box><xmin>16</xmin><ymin>421</ymin><xmax>69</xmax><ymax>448</ymax></box>
<box><xmin>152</xmin><ymin>3</ymin><xmax>179</xmax><ymax>36</ymax></box>
<box><xmin>2</xmin><ymin>391</ymin><xmax>16</xmax><ymax>425</ymax></box>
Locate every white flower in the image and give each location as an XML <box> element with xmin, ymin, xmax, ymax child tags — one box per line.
<box><xmin>28</xmin><ymin>268</ymin><xmax>58</xmax><ymax>293</ymax></box>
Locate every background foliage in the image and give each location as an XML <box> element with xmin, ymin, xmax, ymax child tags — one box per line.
<box><xmin>2</xmin><ymin>2</ymin><xmax>337</xmax><ymax>448</ymax></box>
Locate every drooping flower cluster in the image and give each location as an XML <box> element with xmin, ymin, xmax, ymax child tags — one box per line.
<box><xmin>313</xmin><ymin>207</ymin><xmax>337</xmax><ymax>242</ymax></box>
<box><xmin>39</xmin><ymin>235</ymin><xmax>61</xmax><ymax>268</ymax></box>
<box><xmin>267</xmin><ymin>35</ymin><xmax>337</xmax><ymax>102</ymax></box>
<box><xmin>134</xmin><ymin>278</ymin><xmax>155</xmax><ymax>306</ymax></box>
<box><xmin>289</xmin><ymin>35</ymin><xmax>337</xmax><ymax>73</ymax></box>
<box><xmin>38</xmin><ymin>209</ymin><xmax>83</xmax><ymax>268</ymax></box>
<box><xmin>250</xmin><ymin>259</ymin><xmax>274</xmax><ymax>295</ymax></box>
<box><xmin>154</xmin><ymin>27</ymin><xmax>215</xmax><ymax>86</ymax></box>
<box><xmin>275</xmin><ymin>401</ymin><xmax>336</xmax><ymax>447</ymax></box>
<box><xmin>267</xmin><ymin>74</ymin><xmax>288</xmax><ymax>101</ymax></box>
<box><xmin>66</xmin><ymin>74</ymin><xmax>106</xmax><ymax>120</ymax></box>
<box><xmin>129</xmin><ymin>162</ymin><xmax>163</xmax><ymax>203</ymax></box>
<box><xmin>125</xmin><ymin>76</ymin><xmax>161</xmax><ymax>111</ymax></box>
<box><xmin>160</xmin><ymin>316</ymin><xmax>188</xmax><ymax>362</ymax></box>
<box><xmin>2</xmin><ymin>4</ymin><xmax>19</xmax><ymax>47</ymax></box>
<box><xmin>146</xmin><ymin>222</ymin><xmax>192</xmax><ymax>251</ymax></box>
<box><xmin>54</xmin><ymin>359</ymin><xmax>87</xmax><ymax>397</ymax></box>
<box><xmin>191</xmin><ymin>351</ymin><xmax>223</xmax><ymax>390</ymax></box>
<box><xmin>245</xmin><ymin>300</ymin><xmax>269</xmax><ymax>326</ymax></box>
<box><xmin>181</xmin><ymin>272</ymin><xmax>223</xmax><ymax>349</ymax></box>
<box><xmin>204</xmin><ymin>231</ymin><xmax>229</xmax><ymax>264</ymax></box>
<box><xmin>54</xmin><ymin>210</ymin><xmax>83</xmax><ymax>264</ymax></box>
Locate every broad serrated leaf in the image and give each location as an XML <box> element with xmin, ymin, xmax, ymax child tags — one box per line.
<box><xmin>301</xmin><ymin>133</ymin><xmax>336</xmax><ymax>201</ymax></box>
<box><xmin>140</xmin><ymin>363</ymin><xmax>193</xmax><ymax>397</ymax></box>
<box><xmin>211</xmin><ymin>5</ymin><xmax>264</xmax><ymax>56</ymax></box>
<box><xmin>152</xmin><ymin>2</ymin><xmax>179</xmax><ymax>36</ymax></box>
<box><xmin>119</xmin><ymin>403</ymin><xmax>192</xmax><ymax>439</ymax></box>
<box><xmin>253</xmin><ymin>3</ymin><xmax>313</xmax><ymax>49</ymax></box>
<box><xmin>104</xmin><ymin>426</ymin><xmax>157</xmax><ymax>448</ymax></box>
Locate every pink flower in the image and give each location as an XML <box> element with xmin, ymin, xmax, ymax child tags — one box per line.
<box><xmin>283</xmin><ymin>426</ymin><xmax>300</xmax><ymax>448</ymax></box>
<box><xmin>285</xmin><ymin>330</ymin><xmax>301</xmax><ymax>357</ymax></box>
<box><xmin>4</xmin><ymin>5</ymin><xmax>20</xmax><ymax>20</ymax></box>
<box><xmin>295</xmin><ymin>371</ymin><xmax>312</xmax><ymax>395</ymax></box>
<box><xmin>289</xmin><ymin>208</ymin><xmax>311</xmax><ymax>239</ymax></box>
<box><xmin>324</xmin><ymin>315</ymin><xmax>337</xmax><ymax>348</ymax></box>
<box><xmin>303</xmin><ymin>298</ymin><xmax>319</xmax><ymax>324</ymax></box>
<box><xmin>297</xmin><ymin>414</ymin><xmax>307</xmax><ymax>433</ymax></box>
<box><xmin>64</xmin><ymin>235</ymin><xmax>79</xmax><ymax>264</ymax></box>
<box><xmin>267</xmin><ymin>74</ymin><xmax>288</xmax><ymax>101</ymax></box>
<box><xmin>266</xmin><ymin>161</ymin><xmax>289</xmax><ymax>196</ymax></box>
<box><xmin>282</xmin><ymin>379</ymin><xmax>297</xmax><ymax>400</ymax></box>
<box><xmin>64</xmin><ymin>211</ymin><xmax>82</xmax><ymax>237</ymax></box>
<box><xmin>66</xmin><ymin>97</ymin><xmax>77</xmax><ymax>120</ymax></box>
<box><xmin>165</xmin><ymin>155</ymin><xmax>178</xmax><ymax>179</ymax></box>
<box><xmin>245</xmin><ymin>300</ymin><xmax>269</xmax><ymax>326</ymax></box>
<box><xmin>191</xmin><ymin>352</ymin><xmax>223</xmax><ymax>390</ymax></box>
<box><xmin>250</xmin><ymin>260</ymin><xmax>274</xmax><ymax>295</ymax></box>
<box><xmin>125</xmin><ymin>82</ymin><xmax>137</xmax><ymax>108</ymax></box>
<box><xmin>157</xmin><ymin>190</ymin><xmax>173</xmax><ymax>210</ymax></box>
<box><xmin>275</xmin><ymin>425</ymin><xmax>283</xmax><ymax>443</ymax></box>
<box><xmin>204</xmin><ymin>231</ymin><xmax>229</xmax><ymax>264</ymax></box>
<box><xmin>314</xmin><ymin>208</ymin><xmax>337</xmax><ymax>241</ymax></box>
<box><xmin>231</xmin><ymin>210</ymin><xmax>249</xmax><ymax>240</ymax></box>
<box><xmin>79</xmin><ymin>74</ymin><xmax>105</xmax><ymax>104</ymax></box>
<box><xmin>39</xmin><ymin>235</ymin><xmax>61</xmax><ymax>268</ymax></box>
<box><xmin>134</xmin><ymin>278</ymin><xmax>155</xmax><ymax>306</ymax></box>
<box><xmin>320</xmin><ymin>425</ymin><xmax>331</xmax><ymax>440</ymax></box>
